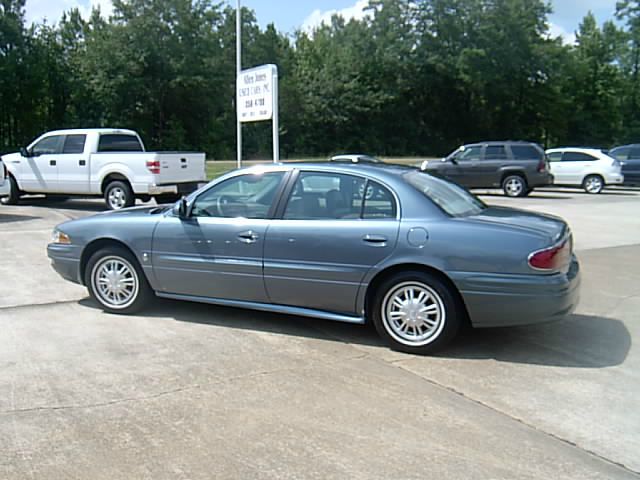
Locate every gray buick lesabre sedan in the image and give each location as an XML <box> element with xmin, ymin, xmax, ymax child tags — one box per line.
<box><xmin>47</xmin><ymin>163</ymin><xmax>580</xmax><ymax>355</ymax></box>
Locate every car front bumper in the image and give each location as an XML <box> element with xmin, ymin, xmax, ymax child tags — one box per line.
<box><xmin>47</xmin><ymin>244</ymin><xmax>83</xmax><ymax>285</ymax></box>
<box><xmin>451</xmin><ymin>256</ymin><xmax>580</xmax><ymax>328</ymax></box>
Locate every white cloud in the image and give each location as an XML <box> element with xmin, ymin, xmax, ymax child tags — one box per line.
<box><xmin>301</xmin><ymin>0</ymin><xmax>372</xmax><ymax>32</ymax></box>
<box><xmin>548</xmin><ymin>22</ymin><xmax>577</xmax><ymax>45</ymax></box>
<box><xmin>25</xmin><ymin>0</ymin><xmax>113</xmax><ymax>25</ymax></box>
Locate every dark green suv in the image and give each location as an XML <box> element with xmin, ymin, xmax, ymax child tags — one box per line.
<box><xmin>420</xmin><ymin>141</ymin><xmax>554</xmax><ymax>197</ymax></box>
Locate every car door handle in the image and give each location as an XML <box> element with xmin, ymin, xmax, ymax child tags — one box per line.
<box><xmin>79</xmin><ymin>159</ymin><xmax>86</xmax><ymax>166</ymax></box>
<box><xmin>362</xmin><ymin>234</ymin><xmax>388</xmax><ymax>246</ymax></box>
<box><xmin>50</xmin><ymin>160</ymin><xmax>57</xmax><ymax>166</ymax></box>
<box><xmin>238</xmin><ymin>231</ymin><xmax>259</xmax><ymax>244</ymax></box>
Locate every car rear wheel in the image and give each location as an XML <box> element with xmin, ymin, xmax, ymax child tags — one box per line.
<box><xmin>0</xmin><ymin>176</ymin><xmax>20</xmax><ymax>205</ymax></box>
<box><xmin>85</xmin><ymin>246</ymin><xmax>152</xmax><ymax>314</ymax></box>
<box><xmin>371</xmin><ymin>271</ymin><xmax>462</xmax><ymax>355</ymax></box>
<box><xmin>502</xmin><ymin>175</ymin><xmax>528</xmax><ymax>197</ymax></box>
<box><xmin>104</xmin><ymin>180</ymin><xmax>135</xmax><ymax>210</ymax></box>
<box><xmin>583</xmin><ymin>175</ymin><xmax>604</xmax><ymax>194</ymax></box>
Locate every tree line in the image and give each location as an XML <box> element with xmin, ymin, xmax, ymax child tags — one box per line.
<box><xmin>0</xmin><ymin>0</ymin><xmax>639</xmax><ymax>159</ymax></box>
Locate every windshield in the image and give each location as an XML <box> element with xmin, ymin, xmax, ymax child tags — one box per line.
<box><xmin>403</xmin><ymin>171</ymin><xmax>486</xmax><ymax>217</ymax></box>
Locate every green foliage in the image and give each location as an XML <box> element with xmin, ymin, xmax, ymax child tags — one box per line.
<box><xmin>0</xmin><ymin>0</ymin><xmax>638</xmax><ymax>157</ymax></box>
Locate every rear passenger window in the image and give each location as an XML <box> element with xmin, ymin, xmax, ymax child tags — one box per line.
<box><xmin>98</xmin><ymin>134</ymin><xmax>143</xmax><ymax>152</ymax></box>
<box><xmin>510</xmin><ymin>145</ymin><xmax>542</xmax><ymax>160</ymax></box>
<box><xmin>62</xmin><ymin>135</ymin><xmax>86</xmax><ymax>154</ymax></box>
<box><xmin>484</xmin><ymin>145</ymin><xmax>507</xmax><ymax>160</ymax></box>
<box><xmin>362</xmin><ymin>181</ymin><xmax>396</xmax><ymax>219</ymax></box>
<box><xmin>562</xmin><ymin>152</ymin><xmax>596</xmax><ymax>162</ymax></box>
<box><xmin>284</xmin><ymin>172</ymin><xmax>365</xmax><ymax>220</ymax></box>
<box><xmin>547</xmin><ymin>152</ymin><xmax>562</xmax><ymax>162</ymax></box>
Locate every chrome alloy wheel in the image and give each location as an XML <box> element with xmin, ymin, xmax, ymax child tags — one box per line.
<box><xmin>584</xmin><ymin>176</ymin><xmax>603</xmax><ymax>193</ymax></box>
<box><xmin>108</xmin><ymin>187</ymin><xmax>127</xmax><ymax>209</ymax></box>
<box><xmin>381</xmin><ymin>281</ymin><xmax>446</xmax><ymax>347</ymax></box>
<box><xmin>505</xmin><ymin>177</ymin><xmax>524</xmax><ymax>196</ymax></box>
<box><xmin>91</xmin><ymin>256</ymin><xmax>139</xmax><ymax>309</ymax></box>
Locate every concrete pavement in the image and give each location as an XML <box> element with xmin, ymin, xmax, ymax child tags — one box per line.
<box><xmin>0</xmin><ymin>189</ymin><xmax>639</xmax><ymax>478</ymax></box>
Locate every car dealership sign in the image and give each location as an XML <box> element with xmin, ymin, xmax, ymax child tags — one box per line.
<box><xmin>237</xmin><ymin>64</ymin><xmax>277</xmax><ymax>123</ymax></box>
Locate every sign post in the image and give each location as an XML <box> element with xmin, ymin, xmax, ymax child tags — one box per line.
<box><xmin>236</xmin><ymin>0</ymin><xmax>242</xmax><ymax>169</ymax></box>
<box><xmin>236</xmin><ymin>64</ymin><xmax>279</xmax><ymax>164</ymax></box>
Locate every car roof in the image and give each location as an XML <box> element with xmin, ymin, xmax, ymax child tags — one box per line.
<box><xmin>610</xmin><ymin>144</ymin><xmax>640</xmax><ymax>150</ymax></box>
<box><xmin>238</xmin><ymin>161</ymin><xmax>416</xmax><ymax>184</ymax></box>
<box><xmin>464</xmin><ymin>140</ymin><xmax>538</xmax><ymax>147</ymax></box>
<box><xmin>545</xmin><ymin>147</ymin><xmax>605</xmax><ymax>154</ymax></box>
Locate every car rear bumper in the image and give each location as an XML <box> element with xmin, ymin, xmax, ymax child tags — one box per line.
<box><xmin>605</xmin><ymin>173</ymin><xmax>624</xmax><ymax>185</ymax></box>
<box><xmin>47</xmin><ymin>244</ymin><xmax>83</xmax><ymax>285</ymax></box>
<box><xmin>527</xmin><ymin>171</ymin><xmax>554</xmax><ymax>188</ymax></box>
<box><xmin>451</xmin><ymin>256</ymin><xmax>580</xmax><ymax>328</ymax></box>
<box><xmin>139</xmin><ymin>182</ymin><xmax>207</xmax><ymax>196</ymax></box>
<box><xmin>0</xmin><ymin>181</ymin><xmax>9</xmax><ymax>197</ymax></box>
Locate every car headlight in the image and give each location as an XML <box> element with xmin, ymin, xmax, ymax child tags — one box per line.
<box><xmin>52</xmin><ymin>229</ymin><xmax>72</xmax><ymax>245</ymax></box>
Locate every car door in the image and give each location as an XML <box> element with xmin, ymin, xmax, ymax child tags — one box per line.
<box><xmin>21</xmin><ymin>134</ymin><xmax>64</xmax><ymax>192</ymax></box>
<box><xmin>478</xmin><ymin>144</ymin><xmax>508</xmax><ymax>187</ymax></box>
<box><xmin>443</xmin><ymin>145</ymin><xmax>482</xmax><ymax>187</ymax></box>
<box><xmin>561</xmin><ymin>151</ymin><xmax>596</xmax><ymax>184</ymax></box>
<box><xmin>152</xmin><ymin>170</ymin><xmax>288</xmax><ymax>302</ymax></box>
<box><xmin>625</xmin><ymin>147</ymin><xmax>640</xmax><ymax>184</ymax></box>
<box><xmin>56</xmin><ymin>134</ymin><xmax>90</xmax><ymax>193</ymax></box>
<box><xmin>263</xmin><ymin>170</ymin><xmax>400</xmax><ymax>315</ymax></box>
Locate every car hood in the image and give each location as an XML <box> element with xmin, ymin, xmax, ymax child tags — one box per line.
<box><xmin>1</xmin><ymin>152</ymin><xmax>21</xmax><ymax>163</ymax></box>
<box><xmin>466</xmin><ymin>206</ymin><xmax>568</xmax><ymax>242</ymax></box>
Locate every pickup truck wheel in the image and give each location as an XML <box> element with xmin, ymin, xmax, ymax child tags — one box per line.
<box><xmin>0</xmin><ymin>176</ymin><xmax>20</xmax><ymax>205</ymax></box>
<box><xmin>502</xmin><ymin>175</ymin><xmax>528</xmax><ymax>197</ymax></box>
<box><xmin>85</xmin><ymin>246</ymin><xmax>152</xmax><ymax>314</ymax></box>
<box><xmin>104</xmin><ymin>181</ymin><xmax>134</xmax><ymax>210</ymax></box>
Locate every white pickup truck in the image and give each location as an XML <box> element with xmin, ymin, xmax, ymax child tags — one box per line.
<box><xmin>0</xmin><ymin>128</ymin><xmax>206</xmax><ymax>209</ymax></box>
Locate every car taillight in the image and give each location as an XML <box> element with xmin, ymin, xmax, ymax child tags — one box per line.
<box><xmin>537</xmin><ymin>158</ymin><xmax>546</xmax><ymax>173</ymax></box>
<box><xmin>528</xmin><ymin>237</ymin><xmax>572</xmax><ymax>271</ymax></box>
<box><xmin>146</xmin><ymin>160</ymin><xmax>161</xmax><ymax>174</ymax></box>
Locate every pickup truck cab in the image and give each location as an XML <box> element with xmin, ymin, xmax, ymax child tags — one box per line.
<box><xmin>0</xmin><ymin>129</ymin><xmax>206</xmax><ymax>209</ymax></box>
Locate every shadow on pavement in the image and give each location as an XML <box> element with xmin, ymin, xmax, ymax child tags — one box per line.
<box><xmin>443</xmin><ymin>314</ymin><xmax>631</xmax><ymax>368</ymax></box>
<box><xmin>80</xmin><ymin>297</ymin><xmax>630</xmax><ymax>369</ymax></box>
<box><xmin>0</xmin><ymin>212</ymin><xmax>42</xmax><ymax>223</ymax></box>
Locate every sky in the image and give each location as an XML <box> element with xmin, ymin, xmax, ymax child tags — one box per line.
<box><xmin>24</xmin><ymin>0</ymin><xmax>620</xmax><ymax>45</ymax></box>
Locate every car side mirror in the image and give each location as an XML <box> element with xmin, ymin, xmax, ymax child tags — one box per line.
<box><xmin>20</xmin><ymin>147</ymin><xmax>32</xmax><ymax>158</ymax></box>
<box><xmin>177</xmin><ymin>196</ymin><xmax>190</xmax><ymax>218</ymax></box>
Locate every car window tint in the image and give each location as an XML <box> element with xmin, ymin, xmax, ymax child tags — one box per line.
<box><xmin>404</xmin><ymin>171</ymin><xmax>486</xmax><ymax>217</ymax></box>
<box><xmin>31</xmin><ymin>135</ymin><xmax>63</xmax><ymax>155</ymax></box>
<box><xmin>458</xmin><ymin>146</ymin><xmax>482</xmax><ymax>161</ymax></box>
<box><xmin>610</xmin><ymin>147</ymin><xmax>629</xmax><ymax>160</ymax></box>
<box><xmin>284</xmin><ymin>172</ymin><xmax>365</xmax><ymax>220</ymax></box>
<box><xmin>562</xmin><ymin>152</ymin><xmax>596</xmax><ymax>162</ymax></box>
<box><xmin>191</xmin><ymin>171</ymin><xmax>285</xmax><ymax>219</ymax></box>
<box><xmin>630</xmin><ymin>147</ymin><xmax>640</xmax><ymax>159</ymax></box>
<box><xmin>362</xmin><ymin>180</ymin><xmax>397</xmax><ymax>219</ymax></box>
<box><xmin>484</xmin><ymin>145</ymin><xmax>507</xmax><ymax>160</ymax></box>
<box><xmin>547</xmin><ymin>152</ymin><xmax>562</xmax><ymax>162</ymax></box>
<box><xmin>511</xmin><ymin>145</ymin><xmax>542</xmax><ymax>160</ymax></box>
<box><xmin>97</xmin><ymin>134</ymin><xmax>144</xmax><ymax>152</ymax></box>
<box><xmin>62</xmin><ymin>134</ymin><xmax>87</xmax><ymax>154</ymax></box>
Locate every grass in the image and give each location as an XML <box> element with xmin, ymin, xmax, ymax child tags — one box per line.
<box><xmin>205</xmin><ymin>157</ymin><xmax>426</xmax><ymax>180</ymax></box>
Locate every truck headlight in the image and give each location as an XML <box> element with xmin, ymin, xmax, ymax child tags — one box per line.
<box><xmin>52</xmin><ymin>229</ymin><xmax>72</xmax><ymax>245</ymax></box>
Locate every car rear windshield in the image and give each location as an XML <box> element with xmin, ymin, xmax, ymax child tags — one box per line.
<box><xmin>98</xmin><ymin>134</ymin><xmax>144</xmax><ymax>152</ymax></box>
<box><xmin>403</xmin><ymin>170</ymin><xmax>486</xmax><ymax>217</ymax></box>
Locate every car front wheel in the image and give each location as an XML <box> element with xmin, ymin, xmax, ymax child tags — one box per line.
<box><xmin>0</xmin><ymin>176</ymin><xmax>20</xmax><ymax>205</ymax></box>
<box><xmin>85</xmin><ymin>246</ymin><xmax>152</xmax><ymax>314</ymax></box>
<box><xmin>371</xmin><ymin>271</ymin><xmax>462</xmax><ymax>355</ymax></box>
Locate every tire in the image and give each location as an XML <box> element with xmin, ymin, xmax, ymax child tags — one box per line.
<box><xmin>84</xmin><ymin>246</ymin><xmax>152</xmax><ymax>314</ymax></box>
<box><xmin>154</xmin><ymin>194</ymin><xmax>181</xmax><ymax>204</ymax></box>
<box><xmin>583</xmin><ymin>174</ymin><xmax>604</xmax><ymax>194</ymax></box>
<box><xmin>502</xmin><ymin>175</ymin><xmax>528</xmax><ymax>197</ymax></box>
<box><xmin>0</xmin><ymin>175</ymin><xmax>20</xmax><ymax>205</ymax></box>
<box><xmin>104</xmin><ymin>180</ymin><xmax>135</xmax><ymax>210</ymax></box>
<box><xmin>371</xmin><ymin>271</ymin><xmax>462</xmax><ymax>355</ymax></box>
